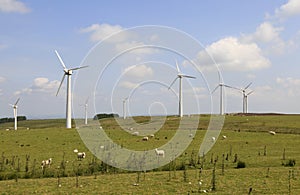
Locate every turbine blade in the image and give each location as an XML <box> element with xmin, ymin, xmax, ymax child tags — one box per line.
<box><xmin>69</xmin><ymin>65</ymin><xmax>89</xmax><ymax>71</ymax></box>
<box><xmin>244</xmin><ymin>82</ymin><xmax>252</xmax><ymax>90</ymax></box>
<box><xmin>14</xmin><ymin>98</ymin><xmax>20</xmax><ymax>105</ymax></box>
<box><xmin>175</xmin><ymin>60</ymin><xmax>180</xmax><ymax>73</ymax></box>
<box><xmin>55</xmin><ymin>50</ymin><xmax>67</xmax><ymax>70</ymax></box>
<box><xmin>211</xmin><ymin>85</ymin><xmax>219</xmax><ymax>94</ymax></box>
<box><xmin>223</xmin><ymin>84</ymin><xmax>240</xmax><ymax>90</ymax></box>
<box><xmin>181</xmin><ymin>74</ymin><xmax>196</xmax><ymax>79</ymax></box>
<box><xmin>56</xmin><ymin>74</ymin><xmax>66</xmax><ymax>96</ymax></box>
<box><xmin>168</xmin><ymin>77</ymin><xmax>178</xmax><ymax>89</ymax></box>
<box><xmin>247</xmin><ymin>90</ymin><xmax>254</xmax><ymax>96</ymax></box>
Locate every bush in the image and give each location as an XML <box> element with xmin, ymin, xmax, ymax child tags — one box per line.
<box><xmin>236</xmin><ymin>160</ymin><xmax>246</xmax><ymax>168</ymax></box>
<box><xmin>283</xmin><ymin>159</ymin><xmax>296</xmax><ymax>167</ymax></box>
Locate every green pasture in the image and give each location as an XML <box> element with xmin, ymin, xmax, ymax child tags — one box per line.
<box><xmin>0</xmin><ymin>114</ymin><xmax>299</xmax><ymax>194</ymax></box>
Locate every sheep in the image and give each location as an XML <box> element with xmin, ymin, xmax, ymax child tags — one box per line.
<box><xmin>41</xmin><ymin>158</ymin><xmax>52</xmax><ymax>170</ymax></box>
<box><xmin>222</xmin><ymin>135</ymin><xmax>227</xmax><ymax>139</ymax></box>
<box><xmin>77</xmin><ymin>152</ymin><xmax>86</xmax><ymax>160</ymax></box>
<box><xmin>189</xmin><ymin>133</ymin><xmax>193</xmax><ymax>138</ymax></box>
<box><xmin>155</xmin><ymin>148</ymin><xmax>165</xmax><ymax>158</ymax></box>
<box><xmin>73</xmin><ymin>149</ymin><xmax>78</xmax><ymax>153</ymax></box>
<box><xmin>142</xmin><ymin>136</ymin><xmax>149</xmax><ymax>141</ymax></box>
<box><xmin>150</xmin><ymin>134</ymin><xmax>155</xmax><ymax>138</ymax></box>
<box><xmin>268</xmin><ymin>131</ymin><xmax>276</xmax><ymax>135</ymax></box>
<box><xmin>211</xmin><ymin>137</ymin><xmax>216</xmax><ymax>143</ymax></box>
<box><xmin>132</xmin><ymin>131</ymin><xmax>139</xmax><ymax>136</ymax></box>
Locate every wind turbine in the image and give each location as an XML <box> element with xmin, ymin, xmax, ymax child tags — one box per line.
<box><xmin>83</xmin><ymin>97</ymin><xmax>89</xmax><ymax>125</ymax></box>
<box><xmin>55</xmin><ymin>50</ymin><xmax>88</xmax><ymax>128</ymax></box>
<box><xmin>212</xmin><ymin>83</ymin><xmax>239</xmax><ymax>115</ymax></box>
<box><xmin>123</xmin><ymin>97</ymin><xmax>128</xmax><ymax>119</ymax></box>
<box><xmin>240</xmin><ymin>83</ymin><xmax>253</xmax><ymax>113</ymax></box>
<box><xmin>169</xmin><ymin>60</ymin><xmax>196</xmax><ymax>118</ymax></box>
<box><xmin>9</xmin><ymin>98</ymin><xmax>20</xmax><ymax>130</ymax></box>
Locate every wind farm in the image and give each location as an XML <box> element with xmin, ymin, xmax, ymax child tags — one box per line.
<box><xmin>1</xmin><ymin>0</ymin><xmax>300</xmax><ymax>194</ymax></box>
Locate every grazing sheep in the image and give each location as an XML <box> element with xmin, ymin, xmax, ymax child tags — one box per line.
<box><xmin>222</xmin><ymin>135</ymin><xmax>227</xmax><ymax>139</ymax></box>
<box><xmin>155</xmin><ymin>148</ymin><xmax>165</xmax><ymax>158</ymax></box>
<box><xmin>41</xmin><ymin>158</ymin><xmax>52</xmax><ymax>170</ymax></box>
<box><xmin>150</xmin><ymin>134</ymin><xmax>155</xmax><ymax>138</ymax></box>
<box><xmin>268</xmin><ymin>131</ymin><xmax>276</xmax><ymax>135</ymax></box>
<box><xmin>132</xmin><ymin>131</ymin><xmax>139</xmax><ymax>136</ymax></box>
<box><xmin>77</xmin><ymin>152</ymin><xmax>86</xmax><ymax>160</ymax></box>
<box><xmin>211</xmin><ymin>137</ymin><xmax>216</xmax><ymax>143</ymax></box>
<box><xmin>73</xmin><ymin>149</ymin><xmax>78</xmax><ymax>153</ymax></box>
<box><xmin>142</xmin><ymin>136</ymin><xmax>149</xmax><ymax>141</ymax></box>
<box><xmin>189</xmin><ymin>133</ymin><xmax>193</xmax><ymax>138</ymax></box>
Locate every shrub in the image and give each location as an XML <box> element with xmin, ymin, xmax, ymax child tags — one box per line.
<box><xmin>283</xmin><ymin>159</ymin><xmax>296</xmax><ymax>167</ymax></box>
<box><xmin>236</xmin><ymin>160</ymin><xmax>246</xmax><ymax>168</ymax></box>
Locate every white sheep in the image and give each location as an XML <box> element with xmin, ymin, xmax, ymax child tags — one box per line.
<box><xmin>73</xmin><ymin>149</ymin><xmax>78</xmax><ymax>153</ymax></box>
<box><xmin>155</xmin><ymin>148</ymin><xmax>165</xmax><ymax>158</ymax></box>
<box><xmin>41</xmin><ymin>158</ymin><xmax>52</xmax><ymax>170</ymax></box>
<box><xmin>132</xmin><ymin>131</ymin><xmax>139</xmax><ymax>136</ymax></box>
<box><xmin>211</xmin><ymin>137</ymin><xmax>216</xmax><ymax>143</ymax></box>
<box><xmin>150</xmin><ymin>134</ymin><xmax>155</xmax><ymax>138</ymax></box>
<box><xmin>77</xmin><ymin>152</ymin><xmax>86</xmax><ymax>160</ymax></box>
<box><xmin>142</xmin><ymin>136</ymin><xmax>149</xmax><ymax>141</ymax></box>
<box><xmin>222</xmin><ymin>135</ymin><xmax>227</xmax><ymax>139</ymax></box>
<box><xmin>268</xmin><ymin>131</ymin><xmax>276</xmax><ymax>135</ymax></box>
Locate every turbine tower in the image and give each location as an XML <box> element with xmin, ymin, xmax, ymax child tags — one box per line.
<box><xmin>84</xmin><ymin>97</ymin><xmax>89</xmax><ymax>125</ymax></box>
<box><xmin>123</xmin><ymin>97</ymin><xmax>128</xmax><ymax>120</ymax></box>
<box><xmin>243</xmin><ymin>90</ymin><xmax>254</xmax><ymax>114</ymax></box>
<box><xmin>240</xmin><ymin>83</ymin><xmax>253</xmax><ymax>113</ymax></box>
<box><xmin>169</xmin><ymin>60</ymin><xmax>196</xmax><ymax>117</ymax></box>
<box><xmin>9</xmin><ymin>98</ymin><xmax>20</xmax><ymax>130</ymax></box>
<box><xmin>55</xmin><ymin>50</ymin><xmax>88</xmax><ymax>129</ymax></box>
<box><xmin>212</xmin><ymin>83</ymin><xmax>239</xmax><ymax>115</ymax></box>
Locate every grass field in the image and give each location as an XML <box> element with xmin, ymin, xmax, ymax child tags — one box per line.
<box><xmin>0</xmin><ymin>114</ymin><xmax>299</xmax><ymax>194</ymax></box>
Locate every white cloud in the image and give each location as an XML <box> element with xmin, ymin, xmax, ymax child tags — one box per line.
<box><xmin>14</xmin><ymin>77</ymin><xmax>60</xmax><ymax>95</ymax></box>
<box><xmin>275</xmin><ymin>0</ymin><xmax>300</xmax><ymax>19</ymax></box>
<box><xmin>195</xmin><ymin>37</ymin><xmax>271</xmax><ymax>71</ymax></box>
<box><xmin>0</xmin><ymin>0</ymin><xmax>30</xmax><ymax>13</ymax></box>
<box><xmin>80</xmin><ymin>23</ymin><xmax>126</xmax><ymax>42</ymax></box>
<box><xmin>0</xmin><ymin>76</ymin><xmax>6</xmax><ymax>83</ymax></box>
<box><xmin>119</xmin><ymin>81</ymin><xmax>138</xmax><ymax>89</ymax></box>
<box><xmin>241</xmin><ymin>22</ymin><xmax>286</xmax><ymax>54</ymax></box>
<box><xmin>123</xmin><ymin>64</ymin><xmax>153</xmax><ymax>78</ymax></box>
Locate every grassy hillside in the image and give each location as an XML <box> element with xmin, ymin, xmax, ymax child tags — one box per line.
<box><xmin>0</xmin><ymin>114</ymin><xmax>299</xmax><ymax>194</ymax></box>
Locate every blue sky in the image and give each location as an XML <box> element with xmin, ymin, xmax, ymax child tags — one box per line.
<box><xmin>0</xmin><ymin>0</ymin><xmax>300</xmax><ymax>119</ymax></box>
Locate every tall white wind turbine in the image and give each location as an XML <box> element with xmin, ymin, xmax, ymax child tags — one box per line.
<box><xmin>243</xmin><ymin>90</ymin><xmax>254</xmax><ymax>114</ymax></box>
<box><xmin>123</xmin><ymin>97</ymin><xmax>128</xmax><ymax>120</ymax></box>
<box><xmin>169</xmin><ymin>60</ymin><xmax>196</xmax><ymax>118</ymax></box>
<box><xmin>9</xmin><ymin>98</ymin><xmax>20</xmax><ymax>130</ymax></box>
<box><xmin>240</xmin><ymin>83</ymin><xmax>252</xmax><ymax>113</ymax></box>
<box><xmin>212</xmin><ymin>83</ymin><xmax>239</xmax><ymax>115</ymax></box>
<box><xmin>55</xmin><ymin>50</ymin><xmax>88</xmax><ymax>129</ymax></box>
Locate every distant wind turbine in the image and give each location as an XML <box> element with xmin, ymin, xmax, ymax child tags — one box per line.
<box><xmin>83</xmin><ymin>97</ymin><xmax>89</xmax><ymax>125</ymax></box>
<box><xmin>240</xmin><ymin>83</ymin><xmax>253</xmax><ymax>113</ymax></box>
<box><xmin>9</xmin><ymin>98</ymin><xmax>20</xmax><ymax>130</ymax></box>
<box><xmin>123</xmin><ymin>97</ymin><xmax>128</xmax><ymax>119</ymax></box>
<box><xmin>169</xmin><ymin>60</ymin><xmax>196</xmax><ymax>117</ymax></box>
<box><xmin>55</xmin><ymin>50</ymin><xmax>88</xmax><ymax>128</ymax></box>
<box><xmin>212</xmin><ymin>83</ymin><xmax>239</xmax><ymax>115</ymax></box>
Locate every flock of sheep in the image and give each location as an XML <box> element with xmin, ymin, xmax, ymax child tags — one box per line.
<box><xmin>40</xmin><ymin>149</ymin><xmax>86</xmax><ymax>170</ymax></box>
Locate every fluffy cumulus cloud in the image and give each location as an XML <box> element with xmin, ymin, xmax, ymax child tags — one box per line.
<box><xmin>195</xmin><ymin>37</ymin><xmax>271</xmax><ymax>71</ymax></box>
<box><xmin>80</xmin><ymin>23</ymin><xmax>126</xmax><ymax>42</ymax></box>
<box><xmin>275</xmin><ymin>0</ymin><xmax>300</xmax><ymax>19</ymax></box>
<box><xmin>123</xmin><ymin>64</ymin><xmax>153</xmax><ymax>78</ymax></box>
<box><xmin>0</xmin><ymin>0</ymin><xmax>30</xmax><ymax>13</ymax></box>
<box><xmin>14</xmin><ymin>77</ymin><xmax>60</xmax><ymax>95</ymax></box>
